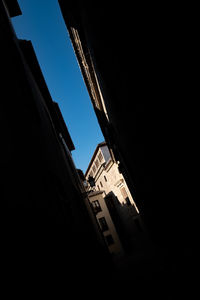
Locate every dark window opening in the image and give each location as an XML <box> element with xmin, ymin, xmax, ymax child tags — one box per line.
<box><xmin>125</xmin><ymin>197</ymin><xmax>131</xmax><ymax>206</ymax></box>
<box><xmin>92</xmin><ymin>200</ymin><xmax>102</xmax><ymax>214</ymax></box>
<box><xmin>105</xmin><ymin>234</ymin><xmax>114</xmax><ymax>246</ymax></box>
<box><xmin>98</xmin><ymin>217</ymin><xmax>109</xmax><ymax>232</ymax></box>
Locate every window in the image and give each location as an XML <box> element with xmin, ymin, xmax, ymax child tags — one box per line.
<box><xmin>105</xmin><ymin>234</ymin><xmax>114</xmax><ymax>246</ymax></box>
<box><xmin>92</xmin><ymin>165</ymin><xmax>96</xmax><ymax>173</ymax></box>
<box><xmin>95</xmin><ymin>160</ymin><xmax>99</xmax><ymax>168</ymax></box>
<box><xmin>92</xmin><ymin>200</ymin><xmax>101</xmax><ymax>214</ymax></box>
<box><xmin>89</xmin><ymin>171</ymin><xmax>93</xmax><ymax>177</ymax></box>
<box><xmin>93</xmin><ymin>200</ymin><xmax>101</xmax><ymax>208</ymax></box>
<box><xmin>120</xmin><ymin>187</ymin><xmax>131</xmax><ymax>206</ymax></box>
<box><xmin>100</xmin><ymin>181</ymin><xmax>103</xmax><ymax>187</ymax></box>
<box><xmin>97</xmin><ymin>185</ymin><xmax>100</xmax><ymax>191</ymax></box>
<box><xmin>104</xmin><ymin>175</ymin><xmax>107</xmax><ymax>182</ymax></box>
<box><xmin>98</xmin><ymin>152</ymin><xmax>103</xmax><ymax>162</ymax></box>
<box><xmin>98</xmin><ymin>217</ymin><xmax>109</xmax><ymax>232</ymax></box>
<box><xmin>120</xmin><ymin>187</ymin><xmax>127</xmax><ymax>198</ymax></box>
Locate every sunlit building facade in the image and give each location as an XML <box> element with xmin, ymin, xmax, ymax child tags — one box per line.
<box><xmin>85</xmin><ymin>142</ymin><xmax>145</xmax><ymax>255</ymax></box>
<box><xmin>85</xmin><ymin>143</ymin><xmax>139</xmax><ymax>209</ymax></box>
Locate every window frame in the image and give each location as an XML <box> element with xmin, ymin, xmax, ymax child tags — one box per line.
<box><xmin>98</xmin><ymin>217</ymin><xmax>109</xmax><ymax>232</ymax></box>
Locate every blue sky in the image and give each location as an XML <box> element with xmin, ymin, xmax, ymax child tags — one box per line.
<box><xmin>11</xmin><ymin>0</ymin><xmax>104</xmax><ymax>173</ymax></box>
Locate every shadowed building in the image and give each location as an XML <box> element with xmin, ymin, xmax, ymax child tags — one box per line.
<box><xmin>1</xmin><ymin>0</ymin><xmax>112</xmax><ymax>289</ymax></box>
<box><xmin>1</xmin><ymin>0</ymin><xmax>196</xmax><ymax>296</ymax></box>
<box><xmin>85</xmin><ymin>142</ymin><xmax>147</xmax><ymax>257</ymax></box>
<box><xmin>85</xmin><ymin>142</ymin><xmax>139</xmax><ymax>211</ymax></box>
<box><xmin>87</xmin><ymin>190</ymin><xmax>125</xmax><ymax>258</ymax></box>
<box><xmin>59</xmin><ymin>0</ymin><xmax>196</xmax><ymax>295</ymax></box>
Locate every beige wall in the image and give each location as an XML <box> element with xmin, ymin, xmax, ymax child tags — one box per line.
<box><xmin>88</xmin><ymin>191</ymin><xmax>124</xmax><ymax>256</ymax></box>
<box><xmin>86</xmin><ymin>144</ymin><xmax>145</xmax><ymax>255</ymax></box>
<box><xmin>86</xmin><ymin>144</ymin><xmax>139</xmax><ymax>214</ymax></box>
